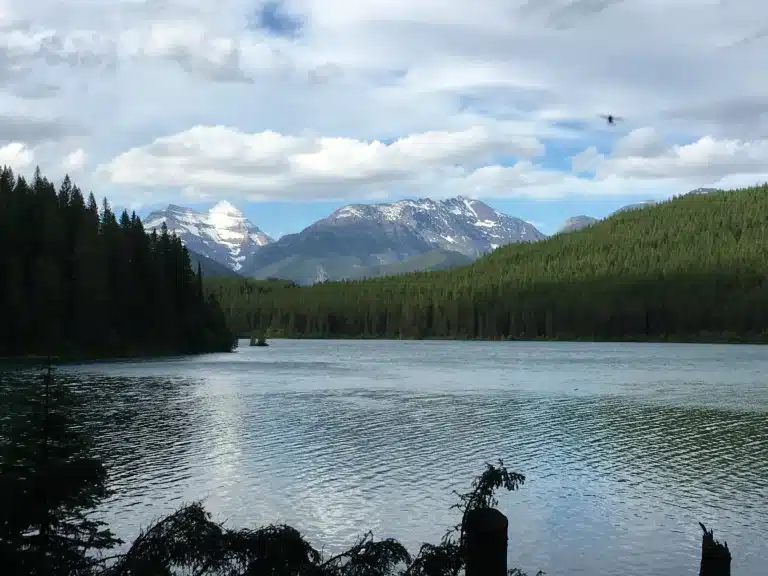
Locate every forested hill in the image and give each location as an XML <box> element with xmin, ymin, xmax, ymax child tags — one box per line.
<box><xmin>207</xmin><ymin>185</ymin><xmax>768</xmax><ymax>343</ymax></box>
<box><xmin>0</xmin><ymin>166</ymin><xmax>235</xmax><ymax>359</ymax></box>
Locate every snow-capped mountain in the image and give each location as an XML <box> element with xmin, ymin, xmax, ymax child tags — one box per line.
<box><xmin>142</xmin><ymin>201</ymin><xmax>272</xmax><ymax>271</ymax></box>
<box><xmin>324</xmin><ymin>196</ymin><xmax>544</xmax><ymax>256</ymax></box>
<box><xmin>240</xmin><ymin>196</ymin><xmax>544</xmax><ymax>284</ymax></box>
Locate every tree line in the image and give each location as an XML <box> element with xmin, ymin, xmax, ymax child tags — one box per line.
<box><xmin>206</xmin><ymin>185</ymin><xmax>768</xmax><ymax>343</ymax></box>
<box><xmin>0</xmin><ymin>166</ymin><xmax>235</xmax><ymax>358</ymax></box>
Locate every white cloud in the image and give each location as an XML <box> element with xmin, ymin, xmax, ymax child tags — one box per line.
<box><xmin>2</xmin><ymin>0</ymin><xmax>768</xmax><ymax>208</ymax></box>
<box><xmin>577</xmin><ymin>131</ymin><xmax>768</xmax><ymax>183</ymax></box>
<box><xmin>62</xmin><ymin>147</ymin><xmax>87</xmax><ymax>171</ymax></box>
<box><xmin>0</xmin><ymin>142</ymin><xmax>34</xmax><ymax>171</ymax></box>
<box><xmin>97</xmin><ymin>124</ymin><xmax>546</xmax><ymax>201</ymax></box>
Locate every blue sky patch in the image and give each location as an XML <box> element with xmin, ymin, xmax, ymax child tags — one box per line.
<box><xmin>250</xmin><ymin>1</ymin><xmax>304</xmax><ymax>38</ymax></box>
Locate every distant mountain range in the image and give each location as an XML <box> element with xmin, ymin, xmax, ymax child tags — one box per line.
<box><xmin>145</xmin><ymin>188</ymin><xmax>720</xmax><ymax>283</ymax></box>
<box><xmin>144</xmin><ymin>196</ymin><xmax>544</xmax><ymax>284</ymax></box>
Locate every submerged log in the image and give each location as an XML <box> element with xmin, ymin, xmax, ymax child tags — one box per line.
<box><xmin>699</xmin><ymin>522</ymin><xmax>731</xmax><ymax>576</ymax></box>
<box><xmin>463</xmin><ymin>507</ymin><xmax>508</xmax><ymax>576</ymax></box>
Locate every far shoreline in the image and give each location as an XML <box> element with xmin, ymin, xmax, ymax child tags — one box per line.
<box><xmin>250</xmin><ymin>333</ymin><xmax>768</xmax><ymax>345</ymax></box>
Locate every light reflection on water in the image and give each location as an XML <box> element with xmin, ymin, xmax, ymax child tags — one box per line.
<box><xmin>3</xmin><ymin>340</ymin><xmax>767</xmax><ymax>575</ymax></box>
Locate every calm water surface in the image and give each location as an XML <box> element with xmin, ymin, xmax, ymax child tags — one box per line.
<box><xmin>33</xmin><ymin>341</ymin><xmax>768</xmax><ymax>573</ymax></box>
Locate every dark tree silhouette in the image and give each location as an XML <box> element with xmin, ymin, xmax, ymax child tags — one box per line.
<box><xmin>0</xmin><ymin>165</ymin><xmax>235</xmax><ymax>358</ymax></box>
<box><xmin>0</xmin><ymin>364</ymin><xmax>122</xmax><ymax>575</ymax></box>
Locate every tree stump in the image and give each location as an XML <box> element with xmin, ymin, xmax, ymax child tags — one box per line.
<box><xmin>699</xmin><ymin>523</ymin><xmax>731</xmax><ymax>576</ymax></box>
<box><xmin>463</xmin><ymin>507</ymin><xmax>508</xmax><ymax>576</ymax></box>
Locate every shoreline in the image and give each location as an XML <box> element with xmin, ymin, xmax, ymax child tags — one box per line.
<box><xmin>251</xmin><ymin>333</ymin><xmax>768</xmax><ymax>345</ymax></box>
<box><xmin>0</xmin><ymin>348</ymin><xmax>237</xmax><ymax>366</ymax></box>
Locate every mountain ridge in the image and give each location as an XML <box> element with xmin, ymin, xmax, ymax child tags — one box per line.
<box><xmin>240</xmin><ymin>196</ymin><xmax>545</xmax><ymax>284</ymax></box>
<box><xmin>147</xmin><ymin>190</ymin><xmax>718</xmax><ymax>281</ymax></box>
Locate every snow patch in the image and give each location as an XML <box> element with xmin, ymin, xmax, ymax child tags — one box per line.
<box><xmin>377</xmin><ymin>203</ymin><xmax>405</xmax><ymax>221</ymax></box>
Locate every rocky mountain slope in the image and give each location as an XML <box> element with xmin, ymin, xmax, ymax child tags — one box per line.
<box><xmin>142</xmin><ymin>201</ymin><xmax>272</xmax><ymax>271</ymax></box>
<box><xmin>240</xmin><ymin>196</ymin><xmax>545</xmax><ymax>284</ymax></box>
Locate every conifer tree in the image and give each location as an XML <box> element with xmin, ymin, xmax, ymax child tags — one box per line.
<box><xmin>0</xmin><ymin>165</ymin><xmax>235</xmax><ymax>358</ymax></box>
<box><xmin>0</xmin><ymin>364</ymin><xmax>122</xmax><ymax>575</ymax></box>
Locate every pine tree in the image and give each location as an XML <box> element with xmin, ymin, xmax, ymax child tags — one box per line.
<box><xmin>0</xmin><ymin>165</ymin><xmax>235</xmax><ymax>358</ymax></box>
<box><xmin>0</xmin><ymin>364</ymin><xmax>122</xmax><ymax>575</ymax></box>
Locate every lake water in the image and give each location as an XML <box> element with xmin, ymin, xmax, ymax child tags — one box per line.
<box><xmin>30</xmin><ymin>341</ymin><xmax>768</xmax><ymax>573</ymax></box>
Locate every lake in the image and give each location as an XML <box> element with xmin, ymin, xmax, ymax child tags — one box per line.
<box><xmin>23</xmin><ymin>341</ymin><xmax>768</xmax><ymax>573</ymax></box>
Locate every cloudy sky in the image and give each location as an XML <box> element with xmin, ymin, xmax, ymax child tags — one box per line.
<box><xmin>2</xmin><ymin>0</ymin><xmax>767</xmax><ymax>237</ymax></box>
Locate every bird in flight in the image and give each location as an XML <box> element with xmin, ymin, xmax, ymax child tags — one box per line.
<box><xmin>601</xmin><ymin>114</ymin><xmax>623</xmax><ymax>125</ymax></box>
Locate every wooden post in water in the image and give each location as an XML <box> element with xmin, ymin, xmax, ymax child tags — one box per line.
<box><xmin>699</xmin><ymin>523</ymin><xmax>731</xmax><ymax>576</ymax></box>
<box><xmin>463</xmin><ymin>507</ymin><xmax>508</xmax><ymax>576</ymax></box>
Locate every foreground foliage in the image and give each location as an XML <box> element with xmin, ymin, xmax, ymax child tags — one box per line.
<box><xmin>208</xmin><ymin>186</ymin><xmax>768</xmax><ymax>342</ymax></box>
<box><xmin>0</xmin><ymin>365</ymin><xmax>121</xmax><ymax>575</ymax></box>
<box><xmin>101</xmin><ymin>461</ymin><xmax>533</xmax><ymax>576</ymax></box>
<box><xmin>0</xmin><ymin>166</ymin><xmax>235</xmax><ymax>358</ymax></box>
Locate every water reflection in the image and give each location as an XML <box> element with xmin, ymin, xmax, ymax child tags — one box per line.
<box><xmin>2</xmin><ymin>341</ymin><xmax>766</xmax><ymax>575</ymax></box>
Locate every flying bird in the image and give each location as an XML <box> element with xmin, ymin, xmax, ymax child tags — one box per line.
<box><xmin>601</xmin><ymin>114</ymin><xmax>623</xmax><ymax>125</ymax></box>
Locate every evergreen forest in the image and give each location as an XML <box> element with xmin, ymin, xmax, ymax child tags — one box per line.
<box><xmin>206</xmin><ymin>185</ymin><xmax>768</xmax><ymax>343</ymax></box>
<box><xmin>0</xmin><ymin>166</ymin><xmax>235</xmax><ymax>358</ymax></box>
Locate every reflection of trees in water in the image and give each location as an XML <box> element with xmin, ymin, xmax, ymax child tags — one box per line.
<box><xmin>60</xmin><ymin>374</ymin><xmax>206</xmax><ymax>495</ymax></box>
<box><xmin>2</xmin><ymin>371</ymin><xmax>202</xmax><ymax>486</ymax></box>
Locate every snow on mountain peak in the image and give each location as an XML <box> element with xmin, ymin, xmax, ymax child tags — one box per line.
<box><xmin>210</xmin><ymin>200</ymin><xmax>241</xmax><ymax>215</ymax></box>
<box><xmin>322</xmin><ymin>195</ymin><xmax>544</xmax><ymax>256</ymax></box>
<box><xmin>142</xmin><ymin>200</ymin><xmax>272</xmax><ymax>271</ymax></box>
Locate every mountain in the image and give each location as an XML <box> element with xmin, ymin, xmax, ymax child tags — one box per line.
<box><xmin>240</xmin><ymin>196</ymin><xmax>544</xmax><ymax>284</ymax></box>
<box><xmin>557</xmin><ymin>215</ymin><xmax>598</xmax><ymax>234</ymax></box>
<box><xmin>142</xmin><ymin>201</ymin><xmax>272</xmax><ymax>271</ymax></box>
<box><xmin>187</xmin><ymin>249</ymin><xmax>242</xmax><ymax>278</ymax></box>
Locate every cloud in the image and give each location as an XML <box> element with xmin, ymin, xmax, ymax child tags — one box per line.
<box><xmin>564</xmin><ymin>128</ymin><xmax>768</xmax><ymax>186</ymax></box>
<box><xmin>62</xmin><ymin>147</ymin><xmax>87</xmax><ymax>171</ymax></box>
<box><xmin>0</xmin><ymin>142</ymin><xmax>34</xmax><ymax>170</ymax></box>
<box><xmin>0</xmin><ymin>114</ymin><xmax>70</xmax><ymax>145</ymax></box>
<box><xmin>2</xmin><ymin>0</ymin><xmax>768</xmax><ymax>209</ymax></box>
<box><xmin>97</xmin><ymin>124</ymin><xmax>546</xmax><ymax>201</ymax></box>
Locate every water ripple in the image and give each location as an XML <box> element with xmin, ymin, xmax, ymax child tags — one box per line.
<box><xmin>2</xmin><ymin>341</ymin><xmax>767</xmax><ymax>575</ymax></box>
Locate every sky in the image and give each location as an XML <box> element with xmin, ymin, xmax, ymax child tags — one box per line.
<box><xmin>2</xmin><ymin>0</ymin><xmax>768</xmax><ymax>238</ymax></box>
